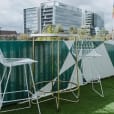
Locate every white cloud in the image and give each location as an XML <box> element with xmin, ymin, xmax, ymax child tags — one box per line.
<box><xmin>0</xmin><ymin>0</ymin><xmax>113</xmax><ymax>32</ymax></box>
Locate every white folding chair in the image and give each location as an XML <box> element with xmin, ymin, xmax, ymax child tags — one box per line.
<box><xmin>79</xmin><ymin>40</ymin><xmax>104</xmax><ymax>97</ymax></box>
<box><xmin>0</xmin><ymin>49</ymin><xmax>41</xmax><ymax>114</ymax></box>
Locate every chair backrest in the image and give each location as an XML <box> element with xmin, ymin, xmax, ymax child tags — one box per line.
<box><xmin>0</xmin><ymin>49</ymin><xmax>5</xmax><ymax>64</ymax></box>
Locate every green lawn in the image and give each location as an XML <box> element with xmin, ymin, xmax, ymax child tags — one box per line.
<box><xmin>2</xmin><ymin>77</ymin><xmax>114</xmax><ymax>114</ymax></box>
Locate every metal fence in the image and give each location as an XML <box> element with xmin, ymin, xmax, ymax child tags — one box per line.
<box><xmin>0</xmin><ymin>40</ymin><xmax>112</xmax><ymax>103</ymax></box>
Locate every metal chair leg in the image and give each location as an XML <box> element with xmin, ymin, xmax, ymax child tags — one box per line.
<box><xmin>0</xmin><ymin>67</ymin><xmax>7</xmax><ymax>84</ymax></box>
<box><xmin>0</xmin><ymin>67</ymin><xmax>7</xmax><ymax>109</ymax></box>
<box><xmin>0</xmin><ymin>67</ymin><xmax>12</xmax><ymax>109</ymax></box>
<box><xmin>24</xmin><ymin>65</ymin><xmax>31</xmax><ymax>108</ymax></box>
<box><xmin>29</xmin><ymin>64</ymin><xmax>41</xmax><ymax>114</ymax></box>
<box><xmin>91</xmin><ymin>75</ymin><xmax>104</xmax><ymax>97</ymax></box>
<box><xmin>91</xmin><ymin>59</ymin><xmax>104</xmax><ymax>97</ymax></box>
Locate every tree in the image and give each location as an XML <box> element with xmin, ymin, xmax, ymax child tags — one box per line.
<box><xmin>42</xmin><ymin>24</ymin><xmax>55</xmax><ymax>33</ymax></box>
<box><xmin>19</xmin><ymin>34</ymin><xmax>29</xmax><ymax>40</ymax></box>
<box><xmin>77</xmin><ymin>28</ymin><xmax>90</xmax><ymax>39</ymax></box>
<box><xmin>54</xmin><ymin>24</ymin><xmax>64</xmax><ymax>33</ymax></box>
<box><xmin>95</xmin><ymin>28</ymin><xmax>109</xmax><ymax>40</ymax></box>
<box><xmin>36</xmin><ymin>24</ymin><xmax>65</xmax><ymax>41</ymax></box>
<box><xmin>69</xmin><ymin>26</ymin><xmax>77</xmax><ymax>34</ymax></box>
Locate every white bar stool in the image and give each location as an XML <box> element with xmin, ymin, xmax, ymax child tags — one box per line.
<box><xmin>0</xmin><ymin>49</ymin><xmax>41</xmax><ymax>114</ymax></box>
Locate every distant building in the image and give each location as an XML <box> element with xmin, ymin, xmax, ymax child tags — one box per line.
<box><xmin>24</xmin><ymin>1</ymin><xmax>104</xmax><ymax>35</ymax></box>
<box><xmin>82</xmin><ymin>10</ymin><xmax>95</xmax><ymax>35</ymax></box>
<box><xmin>82</xmin><ymin>10</ymin><xmax>94</xmax><ymax>27</ymax></box>
<box><xmin>24</xmin><ymin>7</ymin><xmax>40</xmax><ymax>34</ymax></box>
<box><xmin>40</xmin><ymin>1</ymin><xmax>82</xmax><ymax>32</ymax></box>
<box><xmin>82</xmin><ymin>10</ymin><xmax>104</xmax><ymax>35</ymax></box>
<box><xmin>94</xmin><ymin>12</ymin><xmax>104</xmax><ymax>31</ymax></box>
<box><xmin>0</xmin><ymin>30</ymin><xmax>17</xmax><ymax>39</ymax></box>
<box><xmin>24</xmin><ymin>1</ymin><xmax>82</xmax><ymax>33</ymax></box>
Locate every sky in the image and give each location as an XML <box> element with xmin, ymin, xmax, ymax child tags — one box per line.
<box><xmin>0</xmin><ymin>0</ymin><xmax>113</xmax><ymax>33</ymax></box>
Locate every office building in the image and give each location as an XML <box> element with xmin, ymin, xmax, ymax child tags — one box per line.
<box><xmin>94</xmin><ymin>13</ymin><xmax>104</xmax><ymax>29</ymax></box>
<box><xmin>24</xmin><ymin>1</ymin><xmax>82</xmax><ymax>33</ymax></box>
<box><xmin>40</xmin><ymin>1</ymin><xmax>82</xmax><ymax>32</ymax></box>
<box><xmin>24</xmin><ymin>1</ymin><xmax>104</xmax><ymax>35</ymax></box>
<box><xmin>82</xmin><ymin>10</ymin><xmax>104</xmax><ymax>35</ymax></box>
<box><xmin>82</xmin><ymin>10</ymin><xmax>95</xmax><ymax>35</ymax></box>
<box><xmin>24</xmin><ymin>7</ymin><xmax>40</xmax><ymax>34</ymax></box>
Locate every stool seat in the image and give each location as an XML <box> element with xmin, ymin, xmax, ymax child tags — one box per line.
<box><xmin>3</xmin><ymin>58</ymin><xmax>37</xmax><ymax>67</ymax></box>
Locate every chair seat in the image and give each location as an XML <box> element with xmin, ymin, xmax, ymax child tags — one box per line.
<box><xmin>3</xmin><ymin>58</ymin><xmax>37</xmax><ymax>67</ymax></box>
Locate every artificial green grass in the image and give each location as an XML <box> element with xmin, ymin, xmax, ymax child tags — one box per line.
<box><xmin>2</xmin><ymin>77</ymin><xmax>114</xmax><ymax>114</ymax></box>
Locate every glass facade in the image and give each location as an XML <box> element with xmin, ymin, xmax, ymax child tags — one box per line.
<box><xmin>24</xmin><ymin>7</ymin><xmax>40</xmax><ymax>34</ymax></box>
<box><xmin>82</xmin><ymin>10</ymin><xmax>104</xmax><ymax>35</ymax></box>
<box><xmin>41</xmin><ymin>1</ymin><xmax>82</xmax><ymax>31</ymax></box>
<box><xmin>23</xmin><ymin>2</ymin><xmax>104</xmax><ymax>34</ymax></box>
<box><xmin>94</xmin><ymin>13</ymin><xmax>104</xmax><ymax>29</ymax></box>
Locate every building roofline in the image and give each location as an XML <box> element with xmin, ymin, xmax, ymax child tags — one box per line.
<box><xmin>40</xmin><ymin>1</ymin><xmax>82</xmax><ymax>12</ymax></box>
<box><xmin>24</xmin><ymin>7</ymin><xmax>39</xmax><ymax>10</ymax></box>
